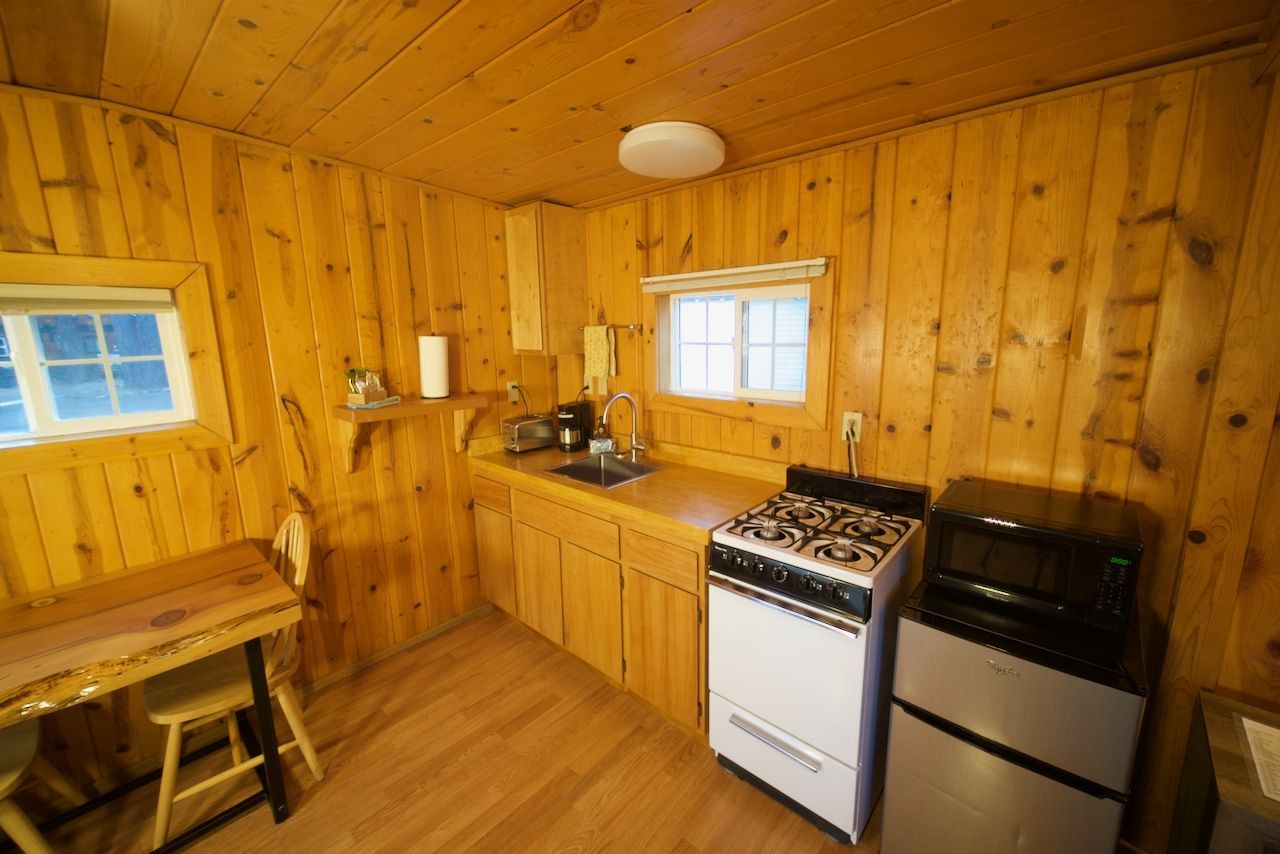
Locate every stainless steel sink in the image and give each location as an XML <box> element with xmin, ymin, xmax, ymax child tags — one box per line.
<box><xmin>545</xmin><ymin>454</ymin><xmax>658</xmax><ymax>489</ymax></box>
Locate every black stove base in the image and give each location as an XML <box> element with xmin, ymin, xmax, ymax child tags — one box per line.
<box><xmin>715</xmin><ymin>753</ymin><xmax>854</xmax><ymax>846</ymax></box>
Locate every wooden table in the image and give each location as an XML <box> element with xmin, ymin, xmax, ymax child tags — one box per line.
<box><xmin>0</xmin><ymin>541</ymin><xmax>302</xmax><ymax>846</ymax></box>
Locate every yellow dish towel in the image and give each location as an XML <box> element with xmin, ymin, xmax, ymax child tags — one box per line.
<box><xmin>583</xmin><ymin>325</ymin><xmax>616</xmax><ymax>394</ymax></box>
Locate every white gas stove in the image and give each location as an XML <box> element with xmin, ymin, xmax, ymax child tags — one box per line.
<box><xmin>708</xmin><ymin>467</ymin><xmax>927</xmax><ymax>844</ymax></box>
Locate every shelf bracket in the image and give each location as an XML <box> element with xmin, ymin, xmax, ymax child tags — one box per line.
<box><xmin>453</xmin><ymin>407</ymin><xmax>478</xmax><ymax>453</ymax></box>
<box><xmin>338</xmin><ymin>420</ymin><xmax>372</xmax><ymax>474</ymax></box>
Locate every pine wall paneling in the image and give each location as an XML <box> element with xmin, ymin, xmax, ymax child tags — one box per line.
<box><xmin>0</xmin><ymin>89</ymin><xmax>549</xmax><ymax>790</ymax></box>
<box><xmin>576</xmin><ymin>54</ymin><xmax>1279</xmax><ymax>852</ymax></box>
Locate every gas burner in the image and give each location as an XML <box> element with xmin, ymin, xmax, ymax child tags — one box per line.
<box><xmin>823</xmin><ymin>512</ymin><xmax>907</xmax><ymax>545</ymax></box>
<box><xmin>761</xmin><ymin>493</ymin><xmax>836</xmax><ymax>527</ymax></box>
<box><xmin>802</xmin><ymin>535</ymin><xmax>881</xmax><ymax>569</ymax></box>
<box><xmin>728</xmin><ymin>516</ymin><xmax>805</xmax><ymax>548</ymax></box>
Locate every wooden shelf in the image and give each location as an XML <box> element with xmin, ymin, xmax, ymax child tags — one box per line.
<box><xmin>332</xmin><ymin>394</ymin><xmax>489</xmax><ymax>472</ymax></box>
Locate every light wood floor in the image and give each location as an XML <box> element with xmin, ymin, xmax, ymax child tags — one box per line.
<box><xmin>46</xmin><ymin>608</ymin><xmax>877</xmax><ymax>852</ymax></box>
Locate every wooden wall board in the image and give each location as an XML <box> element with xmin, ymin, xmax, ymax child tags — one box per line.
<box><xmin>22</xmin><ymin>98</ymin><xmax>129</xmax><ymax>256</ymax></box>
<box><xmin>0</xmin><ymin>0</ymin><xmax>107</xmax><ymax>97</ymax></box>
<box><xmin>924</xmin><ymin>110</ymin><xmax>1021</xmax><ymax>497</ymax></box>
<box><xmin>1130</xmin><ymin>78</ymin><xmax>1280</xmax><ymax>853</ymax></box>
<box><xmin>1050</xmin><ymin>72</ymin><xmax>1194</xmax><ymax>500</ymax></box>
<box><xmin>0</xmin><ymin>92</ymin><xmax>54</xmax><ymax>252</ymax></box>
<box><xmin>984</xmin><ymin>92</ymin><xmax>1101</xmax><ymax>488</ymax></box>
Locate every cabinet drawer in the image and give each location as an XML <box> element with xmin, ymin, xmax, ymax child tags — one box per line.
<box><xmin>624</xmin><ymin>529</ymin><xmax>700</xmax><ymax>593</ymax></box>
<box><xmin>512</xmin><ymin>490</ymin><xmax>619</xmax><ymax>560</ymax></box>
<box><xmin>472</xmin><ymin>476</ymin><xmax>511</xmax><ymax>513</ymax></box>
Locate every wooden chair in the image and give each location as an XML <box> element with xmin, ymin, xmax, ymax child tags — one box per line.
<box><xmin>144</xmin><ymin>513</ymin><xmax>323</xmax><ymax>848</ymax></box>
<box><xmin>1</xmin><ymin>720</ymin><xmax>87</xmax><ymax>854</ymax></box>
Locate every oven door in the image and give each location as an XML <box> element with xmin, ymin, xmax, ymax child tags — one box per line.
<box><xmin>708</xmin><ymin>572</ymin><xmax>867</xmax><ymax>767</ymax></box>
<box><xmin>926</xmin><ymin>516</ymin><xmax>1093</xmax><ymax>621</ymax></box>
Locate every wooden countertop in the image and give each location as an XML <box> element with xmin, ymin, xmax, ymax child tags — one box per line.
<box><xmin>470</xmin><ymin>447</ymin><xmax>780</xmax><ymax>540</ymax></box>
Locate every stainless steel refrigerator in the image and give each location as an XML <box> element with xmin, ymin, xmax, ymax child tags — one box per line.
<box><xmin>880</xmin><ymin>583</ymin><xmax>1147</xmax><ymax>854</ymax></box>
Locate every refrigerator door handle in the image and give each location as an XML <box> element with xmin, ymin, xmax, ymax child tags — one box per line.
<box><xmin>728</xmin><ymin>713</ymin><xmax>824</xmax><ymax>773</ymax></box>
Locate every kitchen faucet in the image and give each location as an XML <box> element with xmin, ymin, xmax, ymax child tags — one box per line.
<box><xmin>601</xmin><ymin>392</ymin><xmax>646</xmax><ymax>461</ymax></box>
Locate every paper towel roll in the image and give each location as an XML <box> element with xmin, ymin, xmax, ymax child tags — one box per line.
<box><xmin>418</xmin><ymin>335</ymin><xmax>449</xmax><ymax>399</ymax></box>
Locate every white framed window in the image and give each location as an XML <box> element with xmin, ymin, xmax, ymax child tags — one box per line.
<box><xmin>0</xmin><ymin>284</ymin><xmax>195</xmax><ymax>441</ymax></box>
<box><xmin>669</xmin><ymin>283</ymin><xmax>810</xmax><ymax>402</ymax></box>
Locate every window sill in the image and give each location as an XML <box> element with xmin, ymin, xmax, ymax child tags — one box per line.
<box><xmin>648</xmin><ymin>392</ymin><xmax>826</xmax><ymax>431</ymax></box>
<box><xmin>0</xmin><ymin>421</ymin><xmax>230</xmax><ymax>476</ymax></box>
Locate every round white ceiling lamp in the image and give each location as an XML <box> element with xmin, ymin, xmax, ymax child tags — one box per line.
<box><xmin>618</xmin><ymin>121</ymin><xmax>725</xmax><ymax>179</ymax></box>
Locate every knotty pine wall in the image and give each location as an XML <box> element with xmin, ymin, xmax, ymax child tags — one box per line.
<box><xmin>570</xmin><ymin>55</ymin><xmax>1280</xmax><ymax>851</ymax></box>
<box><xmin>0</xmin><ymin>88</ymin><xmax>554</xmax><ymax>789</ymax></box>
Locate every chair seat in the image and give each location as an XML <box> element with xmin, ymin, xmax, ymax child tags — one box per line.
<box><xmin>144</xmin><ymin>648</ymin><xmax>279</xmax><ymax>725</ymax></box>
<box><xmin>0</xmin><ymin>720</ymin><xmax>39</xmax><ymax>799</ymax></box>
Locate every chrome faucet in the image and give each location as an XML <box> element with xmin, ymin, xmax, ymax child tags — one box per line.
<box><xmin>601</xmin><ymin>392</ymin><xmax>646</xmax><ymax>461</ymax></box>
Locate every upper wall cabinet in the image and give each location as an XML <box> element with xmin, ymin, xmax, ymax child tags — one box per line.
<box><xmin>504</xmin><ymin>202</ymin><xmax>587</xmax><ymax>355</ymax></box>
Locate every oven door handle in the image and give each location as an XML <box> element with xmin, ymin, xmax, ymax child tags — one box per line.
<box><xmin>728</xmin><ymin>713</ymin><xmax>823</xmax><ymax>773</ymax></box>
<box><xmin>708</xmin><ymin>573</ymin><xmax>861</xmax><ymax>637</ymax></box>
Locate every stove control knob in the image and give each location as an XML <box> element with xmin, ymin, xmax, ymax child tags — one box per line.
<box><xmin>800</xmin><ymin>576</ymin><xmax>820</xmax><ymax>593</ymax></box>
<box><xmin>752</xmin><ymin>560</ymin><xmax>765</xmax><ymax>574</ymax></box>
<box><xmin>825</xmin><ymin>584</ymin><xmax>845</xmax><ymax>602</ymax></box>
<box><xmin>733</xmin><ymin>555</ymin><xmax>745</xmax><ymax>568</ymax></box>
<box><xmin>771</xmin><ymin>567</ymin><xmax>789</xmax><ymax>583</ymax></box>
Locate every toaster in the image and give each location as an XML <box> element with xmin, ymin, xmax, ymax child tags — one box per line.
<box><xmin>502</xmin><ymin>414</ymin><xmax>555</xmax><ymax>453</ymax></box>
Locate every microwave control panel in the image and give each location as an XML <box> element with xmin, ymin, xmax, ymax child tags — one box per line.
<box><xmin>1092</xmin><ymin>550</ymin><xmax>1140</xmax><ymax>618</ymax></box>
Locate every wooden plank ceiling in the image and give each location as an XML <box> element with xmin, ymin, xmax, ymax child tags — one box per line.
<box><xmin>0</xmin><ymin>0</ymin><xmax>1272</xmax><ymax>207</ymax></box>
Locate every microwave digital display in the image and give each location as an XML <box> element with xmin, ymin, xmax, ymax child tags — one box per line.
<box><xmin>939</xmin><ymin>522</ymin><xmax>1074</xmax><ymax>602</ymax></box>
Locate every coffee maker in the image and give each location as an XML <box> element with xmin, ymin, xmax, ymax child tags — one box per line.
<box><xmin>556</xmin><ymin>400</ymin><xmax>592</xmax><ymax>452</ymax></box>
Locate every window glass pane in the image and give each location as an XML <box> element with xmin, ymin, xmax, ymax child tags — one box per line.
<box><xmin>112</xmin><ymin>360</ymin><xmax>174</xmax><ymax>414</ymax></box>
<box><xmin>774</xmin><ymin>346</ymin><xmax>806</xmax><ymax>391</ymax></box>
<box><xmin>774</xmin><ymin>297</ymin><xmax>808</xmax><ymax>345</ymax></box>
<box><xmin>707</xmin><ymin>296</ymin><xmax>734</xmax><ymax>343</ymax></box>
<box><xmin>745</xmin><ymin>345</ymin><xmax>773</xmax><ymax>389</ymax></box>
<box><xmin>102</xmin><ymin>313</ymin><xmax>163</xmax><ymax>357</ymax></box>
<box><xmin>35</xmin><ymin>314</ymin><xmax>101</xmax><ymax>360</ymax></box>
<box><xmin>745</xmin><ymin>300</ymin><xmax>774</xmax><ymax>344</ymax></box>
<box><xmin>0</xmin><ymin>366</ymin><xmax>27</xmax><ymax>435</ymax></box>
<box><xmin>707</xmin><ymin>344</ymin><xmax>733</xmax><ymax>392</ymax></box>
<box><xmin>679</xmin><ymin>344</ymin><xmax>706</xmax><ymax>389</ymax></box>
<box><xmin>0</xmin><ymin>323</ymin><xmax>11</xmax><ymax>361</ymax></box>
<box><xmin>46</xmin><ymin>363</ymin><xmax>113</xmax><ymax>419</ymax></box>
<box><xmin>678</xmin><ymin>298</ymin><xmax>707</xmax><ymax>344</ymax></box>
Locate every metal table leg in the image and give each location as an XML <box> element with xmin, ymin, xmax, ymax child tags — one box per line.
<box><xmin>242</xmin><ymin>636</ymin><xmax>290</xmax><ymax>824</ymax></box>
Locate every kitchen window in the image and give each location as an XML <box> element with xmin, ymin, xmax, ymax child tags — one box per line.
<box><xmin>0</xmin><ymin>252</ymin><xmax>232</xmax><ymax>475</ymax></box>
<box><xmin>0</xmin><ymin>287</ymin><xmax>195</xmax><ymax>440</ymax></box>
<box><xmin>644</xmin><ymin>258</ymin><xmax>833</xmax><ymax>432</ymax></box>
<box><xmin>670</xmin><ymin>284</ymin><xmax>809</xmax><ymax>402</ymax></box>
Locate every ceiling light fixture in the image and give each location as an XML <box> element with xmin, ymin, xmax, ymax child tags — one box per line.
<box><xmin>618</xmin><ymin>121</ymin><xmax>725</xmax><ymax>179</ymax></box>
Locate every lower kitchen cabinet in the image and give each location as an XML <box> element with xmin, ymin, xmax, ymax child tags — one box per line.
<box><xmin>624</xmin><ymin>567</ymin><xmax>701</xmax><ymax>731</ymax></box>
<box><xmin>475</xmin><ymin>504</ymin><xmax>517</xmax><ymax>615</ymax></box>
<box><xmin>561</xmin><ymin>543</ymin><xmax>623</xmax><ymax>681</ymax></box>
<box><xmin>514</xmin><ymin>522</ymin><xmax>563</xmax><ymax>644</ymax></box>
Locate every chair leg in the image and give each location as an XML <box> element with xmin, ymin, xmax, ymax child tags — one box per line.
<box><xmin>0</xmin><ymin>798</ymin><xmax>53</xmax><ymax>854</ymax></box>
<box><xmin>275</xmin><ymin>682</ymin><xmax>323</xmax><ymax>781</ymax></box>
<box><xmin>227</xmin><ymin>713</ymin><xmax>246</xmax><ymax>766</ymax></box>
<box><xmin>28</xmin><ymin>755</ymin><xmax>87</xmax><ymax>808</ymax></box>
<box><xmin>153</xmin><ymin>723</ymin><xmax>184</xmax><ymax>850</ymax></box>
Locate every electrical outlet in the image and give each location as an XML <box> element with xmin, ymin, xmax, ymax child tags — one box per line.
<box><xmin>841</xmin><ymin>411</ymin><xmax>863</xmax><ymax>443</ymax></box>
<box><xmin>506</xmin><ymin>381</ymin><xmax>520</xmax><ymax>404</ymax></box>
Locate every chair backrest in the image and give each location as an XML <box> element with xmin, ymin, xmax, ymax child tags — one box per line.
<box><xmin>266</xmin><ymin>513</ymin><xmax>311</xmax><ymax>681</ymax></box>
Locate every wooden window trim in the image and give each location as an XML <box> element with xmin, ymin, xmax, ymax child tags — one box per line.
<box><xmin>643</xmin><ymin>264</ymin><xmax>835</xmax><ymax>432</ymax></box>
<box><xmin>0</xmin><ymin>252</ymin><xmax>232</xmax><ymax>475</ymax></box>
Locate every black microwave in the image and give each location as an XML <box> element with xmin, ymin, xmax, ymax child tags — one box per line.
<box><xmin>924</xmin><ymin>480</ymin><xmax>1143</xmax><ymax>633</ymax></box>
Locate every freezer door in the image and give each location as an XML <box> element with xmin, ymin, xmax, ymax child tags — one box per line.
<box><xmin>893</xmin><ymin>616</ymin><xmax>1143</xmax><ymax>792</ymax></box>
<box><xmin>881</xmin><ymin>704</ymin><xmax>1124</xmax><ymax>854</ymax></box>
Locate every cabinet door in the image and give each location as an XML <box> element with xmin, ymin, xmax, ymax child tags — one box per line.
<box><xmin>514</xmin><ymin>522</ymin><xmax>563</xmax><ymax>643</ymax></box>
<box><xmin>475</xmin><ymin>505</ymin><xmax>517</xmax><ymax>615</ymax></box>
<box><xmin>624</xmin><ymin>567</ymin><xmax>700</xmax><ymax>730</ymax></box>
<box><xmin>562</xmin><ymin>543</ymin><xmax>622</xmax><ymax>681</ymax></box>
<box><xmin>504</xmin><ymin>204</ymin><xmax>544</xmax><ymax>352</ymax></box>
